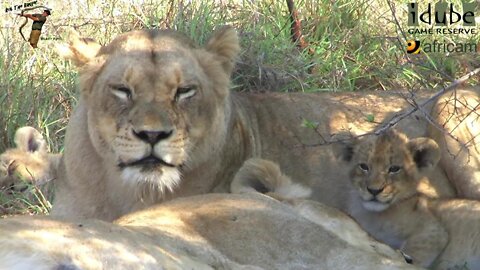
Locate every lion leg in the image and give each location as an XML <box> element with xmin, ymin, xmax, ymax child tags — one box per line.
<box><xmin>400</xmin><ymin>214</ymin><xmax>448</xmax><ymax>267</ymax></box>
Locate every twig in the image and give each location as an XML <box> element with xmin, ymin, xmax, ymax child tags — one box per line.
<box><xmin>297</xmin><ymin>66</ymin><xmax>480</xmax><ymax>148</ymax></box>
<box><xmin>385</xmin><ymin>0</ymin><xmax>407</xmax><ymax>42</ymax></box>
<box><xmin>374</xmin><ymin>67</ymin><xmax>480</xmax><ymax>135</ymax></box>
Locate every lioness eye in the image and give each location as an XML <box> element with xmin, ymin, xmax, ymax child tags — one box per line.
<box><xmin>358</xmin><ymin>163</ymin><xmax>369</xmax><ymax>172</ymax></box>
<box><xmin>111</xmin><ymin>86</ymin><xmax>132</xmax><ymax>100</ymax></box>
<box><xmin>175</xmin><ymin>86</ymin><xmax>197</xmax><ymax>101</ymax></box>
<box><xmin>388</xmin><ymin>165</ymin><xmax>401</xmax><ymax>174</ymax></box>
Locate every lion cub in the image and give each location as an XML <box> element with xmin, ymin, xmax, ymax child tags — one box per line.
<box><xmin>338</xmin><ymin>129</ymin><xmax>480</xmax><ymax>269</ymax></box>
<box><xmin>0</xmin><ymin>127</ymin><xmax>59</xmax><ymax>199</ymax></box>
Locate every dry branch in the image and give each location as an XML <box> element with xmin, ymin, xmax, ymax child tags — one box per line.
<box><xmin>286</xmin><ymin>0</ymin><xmax>309</xmax><ymax>52</ymax></box>
<box><xmin>375</xmin><ymin>67</ymin><xmax>480</xmax><ymax>135</ymax></box>
<box><xmin>298</xmin><ymin>66</ymin><xmax>480</xmax><ymax>148</ymax></box>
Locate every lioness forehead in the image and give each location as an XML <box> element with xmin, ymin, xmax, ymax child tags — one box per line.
<box><xmin>99</xmin><ymin>29</ymin><xmax>196</xmax><ymax>56</ymax></box>
<box><xmin>97</xmin><ymin>30</ymin><xmax>202</xmax><ymax>92</ymax></box>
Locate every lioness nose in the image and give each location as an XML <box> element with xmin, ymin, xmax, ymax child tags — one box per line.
<box><xmin>133</xmin><ymin>130</ymin><xmax>173</xmax><ymax>145</ymax></box>
<box><xmin>367</xmin><ymin>187</ymin><xmax>384</xmax><ymax>196</ymax></box>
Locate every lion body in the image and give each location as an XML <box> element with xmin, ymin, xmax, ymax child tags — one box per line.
<box><xmin>0</xmin><ymin>193</ymin><xmax>419</xmax><ymax>270</ymax></box>
<box><xmin>429</xmin><ymin>89</ymin><xmax>480</xmax><ymax>199</ymax></box>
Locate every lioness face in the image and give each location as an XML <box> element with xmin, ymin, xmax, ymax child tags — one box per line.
<box><xmin>348</xmin><ymin>130</ymin><xmax>439</xmax><ymax>212</ymax></box>
<box><xmin>75</xmin><ymin>29</ymin><xmax>239</xmax><ymax>192</ymax></box>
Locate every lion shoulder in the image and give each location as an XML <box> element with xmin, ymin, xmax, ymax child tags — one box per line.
<box><xmin>428</xmin><ymin>87</ymin><xmax>480</xmax><ymax>199</ymax></box>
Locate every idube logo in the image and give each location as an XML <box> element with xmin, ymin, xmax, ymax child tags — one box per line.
<box><xmin>408</xmin><ymin>2</ymin><xmax>476</xmax><ymax>26</ymax></box>
<box><xmin>407</xmin><ymin>2</ymin><xmax>477</xmax><ymax>35</ymax></box>
<box><xmin>406</xmin><ymin>2</ymin><xmax>478</xmax><ymax>53</ymax></box>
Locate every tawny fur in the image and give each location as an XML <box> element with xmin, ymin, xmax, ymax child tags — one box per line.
<box><xmin>0</xmin><ymin>193</ymin><xmax>420</xmax><ymax>270</ymax></box>
<box><xmin>428</xmin><ymin>89</ymin><xmax>480</xmax><ymax>200</ymax></box>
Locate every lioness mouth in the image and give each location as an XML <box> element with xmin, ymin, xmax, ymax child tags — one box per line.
<box><xmin>368</xmin><ymin>197</ymin><xmax>391</xmax><ymax>205</ymax></box>
<box><xmin>119</xmin><ymin>156</ymin><xmax>175</xmax><ymax>168</ymax></box>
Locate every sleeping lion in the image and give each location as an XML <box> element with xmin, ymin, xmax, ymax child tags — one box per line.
<box><xmin>0</xmin><ymin>192</ymin><xmax>421</xmax><ymax>270</ymax></box>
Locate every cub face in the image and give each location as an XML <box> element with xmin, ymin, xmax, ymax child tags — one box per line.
<box><xmin>339</xmin><ymin>129</ymin><xmax>441</xmax><ymax>212</ymax></box>
<box><xmin>0</xmin><ymin>127</ymin><xmax>48</xmax><ymax>192</ymax></box>
<box><xmin>62</xmin><ymin>28</ymin><xmax>240</xmax><ymax>192</ymax></box>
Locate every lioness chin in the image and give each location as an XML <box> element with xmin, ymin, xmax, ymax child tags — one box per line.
<box><xmin>53</xmin><ymin>25</ymin><xmax>476</xmax><ymax>221</ymax></box>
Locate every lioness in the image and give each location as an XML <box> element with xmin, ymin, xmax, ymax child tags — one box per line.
<box><xmin>336</xmin><ymin>129</ymin><xmax>480</xmax><ymax>269</ymax></box>
<box><xmin>54</xmin><ymin>26</ymin><xmax>474</xmax><ymax>220</ymax></box>
<box><xmin>0</xmin><ymin>193</ymin><xmax>420</xmax><ymax>270</ymax></box>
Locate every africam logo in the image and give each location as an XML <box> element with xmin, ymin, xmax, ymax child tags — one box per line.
<box><xmin>406</xmin><ymin>40</ymin><xmax>421</xmax><ymax>54</ymax></box>
<box><xmin>406</xmin><ymin>39</ymin><xmax>477</xmax><ymax>54</ymax></box>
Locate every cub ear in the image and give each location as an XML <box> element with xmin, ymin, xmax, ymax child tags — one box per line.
<box><xmin>56</xmin><ymin>31</ymin><xmax>102</xmax><ymax>67</ymax></box>
<box><xmin>14</xmin><ymin>126</ymin><xmax>47</xmax><ymax>155</ymax></box>
<box><xmin>331</xmin><ymin>132</ymin><xmax>358</xmax><ymax>162</ymax></box>
<box><xmin>407</xmin><ymin>137</ymin><xmax>440</xmax><ymax>172</ymax></box>
<box><xmin>205</xmin><ymin>26</ymin><xmax>240</xmax><ymax>74</ymax></box>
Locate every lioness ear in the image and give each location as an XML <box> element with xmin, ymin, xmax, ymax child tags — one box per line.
<box><xmin>56</xmin><ymin>31</ymin><xmax>102</xmax><ymax>67</ymax></box>
<box><xmin>407</xmin><ymin>137</ymin><xmax>440</xmax><ymax>172</ymax></box>
<box><xmin>57</xmin><ymin>32</ymin><xmax>105</xmax><ymax>96</ymax></box>
<box><xmin>14</xmin><ymin>126</ymin><xmax>47</xmax><ymax>155</ymax></box>
<box><xmin>206</xmin><ymin>26</ymin><xmax>240</xmax><ymax>74</ymax></box>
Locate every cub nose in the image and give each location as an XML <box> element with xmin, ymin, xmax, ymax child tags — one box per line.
<box><xmin>367</xmin><ymin>187</ymin><xmax>384</xmax><ymax>196</ymax></box>
<box><xmin>133</xmin><ymin>130</ymin><xmax>173</xmax><ymax>145</ymax></box>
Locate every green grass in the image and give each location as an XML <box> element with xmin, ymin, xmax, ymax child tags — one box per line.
<box><xmin>0</xmin><ymin>0</ymin><xmax>479</xmax><ymax>215</ymax></box>
<box><xmin>0</xmin><ymin>183</ymin><xmax>52</xmax><ymax>216</ymax></box>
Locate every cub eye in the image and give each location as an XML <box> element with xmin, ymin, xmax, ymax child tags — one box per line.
<box><xmin>388</xmin><ymin>165</ymin><xmax>401</xmax><ymax>174</ymax></box>
<box><xmin>111</xmin><ymin>86</ymin><xmax>132</xmax><ymax>100</ymax></box>
<box><xmin>358</xmin><ymin>163</ymin><xmax>369</xmax><ymax>172</ymax></box>
<box><xmin>175</xmin><ymin>86</ymin><xmax>197</xmax><ymax>101</ymax></box>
